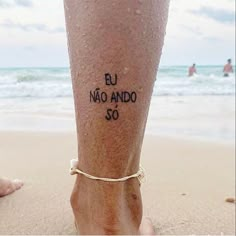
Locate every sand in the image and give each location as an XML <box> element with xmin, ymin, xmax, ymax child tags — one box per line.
<box><xmin>0</xmin><ymin>132</ymin><xmax>235</xmax><ymax>235</ymax></box>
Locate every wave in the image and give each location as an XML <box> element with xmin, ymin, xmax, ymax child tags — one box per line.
<box><xmin>16</xmin><ymin>73</ymin><xmax>70</xmax><ymax>83</ymax></box>
<box><xmin>0</xmin><ymin>67</ymin><xmax>235</xmax><ymax>98</ymax></box>
<box><xmin>0</xmin><ymin>68</ymin><xmax>70</xmax><ymax>84</ymax></box>
<box><xmin>17</xmin><ymin>75</ymin><xmax>41</xmax><ymax>82</ymax></box>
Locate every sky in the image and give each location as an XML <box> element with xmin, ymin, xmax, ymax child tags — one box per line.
<box><xmin>0</xmin><ymin>0</ymin><xmax>235</xmax><ymax>67</ymax></box>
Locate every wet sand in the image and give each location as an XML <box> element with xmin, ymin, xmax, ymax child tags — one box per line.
<box><xmin>0</xmin><ymin>132</ymin><xmax>235</xmax><ymax>235</ymax></box>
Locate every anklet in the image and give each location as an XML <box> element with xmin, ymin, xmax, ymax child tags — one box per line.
<box><xmin>70</xmin><ymin>159</ymin><xmax>145</xmax><ymax>184</ymax></box>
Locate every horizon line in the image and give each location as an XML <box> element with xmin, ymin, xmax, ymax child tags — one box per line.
<box><xmin>0</xmin><ymin>64</ymin><xmax>234</xmax><ymax>69</ymax></box>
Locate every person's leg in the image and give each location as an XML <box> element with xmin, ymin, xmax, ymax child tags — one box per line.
<box><xmin>64</xmin><ymin>0</ymin><xmax>169</xmax><ymax>234</ymax></box>
<box><xmin>0</xmin><ymin>178</ymin><xmax>23</xmax><ymax>197</ymax></box>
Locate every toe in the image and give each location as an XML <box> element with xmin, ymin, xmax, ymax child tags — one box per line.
<box><xmin>139</xmin><ymin>217</ymin><xmax>155</xmax><ymax>235</ymax></box>
<box><xmin>12</xmin><ymin>179</ymin><xmax>24</xmax><ymax>190</ymax></box>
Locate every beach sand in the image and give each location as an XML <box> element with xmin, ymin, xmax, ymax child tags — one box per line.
<box><xmin>0</xmin><ymin>132</ymin><xmax>235</xmax><ymax>235</ymax></box>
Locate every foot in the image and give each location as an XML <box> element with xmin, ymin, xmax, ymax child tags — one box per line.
<box><xmin>0</xmin><ymin>178</ymin><xmax>23</xmax><ymax>197</ymax></box>
<box><xmin>71</xmin><ymin>174</ymin><xmax>155</xmax><ymax>235</ymax></box>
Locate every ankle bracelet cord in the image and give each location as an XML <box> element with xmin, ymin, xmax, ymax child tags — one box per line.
<box><xmin>70</xmin><ymin>159</ymin><xmax>145</xmax><ymax>184</ymax></box>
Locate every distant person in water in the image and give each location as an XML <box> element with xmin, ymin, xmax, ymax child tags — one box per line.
<box><xmin>223</xmin><ymin>59</ymin><xmax>233</xmax><ymax>77</ymax></box>
<box><xmin>0</xmin><ymin>178</ymin><xmax>23</xmax><ymax>197</ymax></box>
<box><xmin>188</xmin><ymin>63</ymin><xmax>197</xmax><ymax>77</ymax></box>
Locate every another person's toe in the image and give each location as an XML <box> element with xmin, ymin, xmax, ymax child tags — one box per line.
<box><xmin>12</xmin><ymin>179</ymin><xmax>24</xmax><ymax>190</ymax></box>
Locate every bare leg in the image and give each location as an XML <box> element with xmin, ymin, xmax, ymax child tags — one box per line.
<box><xmin>64</xmin><ymin>0</ymin><xmax>169</xmax><ymax>234</ymax></box>
<box><xmin>0</xmin><ymin>178</ymin><xmax>23</xmax><ymax>197</ymax></box>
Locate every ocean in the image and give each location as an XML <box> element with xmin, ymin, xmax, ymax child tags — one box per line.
<box><xmin>0</xmin><ymin>66</ymin><xmax>235</xmax><ymax>142</ymax></box>
<box><xmin>0</xmin><ymin>66</ymin><xmax>235</xmax><ymax>99</ymax></box>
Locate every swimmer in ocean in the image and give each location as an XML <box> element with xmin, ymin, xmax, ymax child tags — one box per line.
<box><xmin>223</xmin><ymin>59</ymin><xmax>233</xmax><ymax>77</ymax></box>
<box><xmin>188</xmin><ymin>63</ymin><xmax>197</xmax><ymax>77</ymax></box>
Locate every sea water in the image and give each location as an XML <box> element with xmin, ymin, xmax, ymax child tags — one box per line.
<box><xmin>0</xmin><ymin>66</ymin><xmax>235</xmax><ymax>142</ymax></box>
<box><xmin>0</xmin><ymin>66</ymin><xmax>235</xmax><ymax>99</ymax></box>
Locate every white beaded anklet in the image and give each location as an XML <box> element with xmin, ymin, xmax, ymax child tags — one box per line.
<box><xmin>70</xmin><ymin>159</ymin><xmax>145</xmax><ymax>184</ymax></box>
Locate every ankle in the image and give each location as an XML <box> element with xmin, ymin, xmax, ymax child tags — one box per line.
<box><xmin>78</xmin><ymin>153</ymin><xmax>140</xmax><ymax>179</ymax></box>
<box><xmin>71</xmin><ymin>175</ymin><xmax>142</xmax><ymax>234</ymax></box>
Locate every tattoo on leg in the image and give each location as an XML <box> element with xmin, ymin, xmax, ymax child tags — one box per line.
<box><xmin>89</xmin><ymin>73</ymin><xmax>137</xmax><ymax>121</ymax></box>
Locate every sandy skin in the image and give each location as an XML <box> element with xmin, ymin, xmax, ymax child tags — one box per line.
<box><xmin>0</xmin><ymin>178</ymin><xmax>23</xmax><ymax>197</ymax></box>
